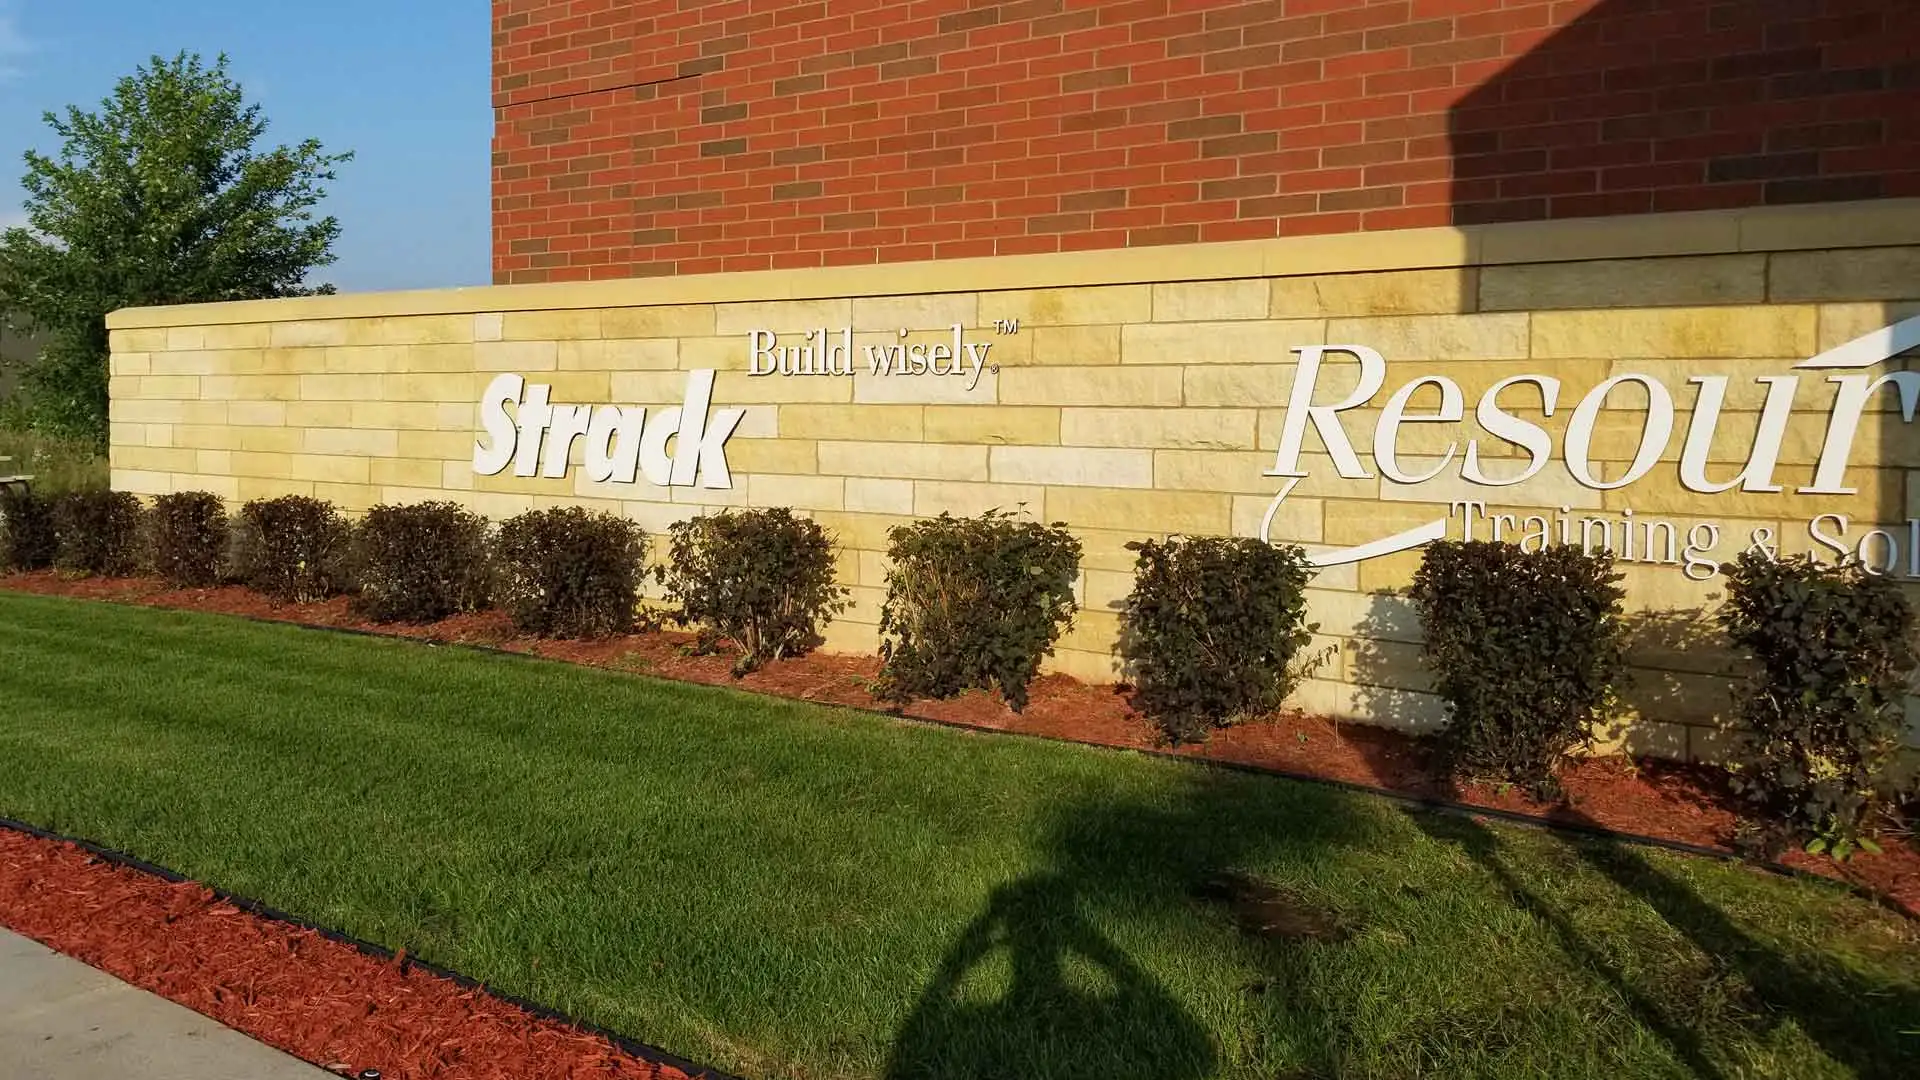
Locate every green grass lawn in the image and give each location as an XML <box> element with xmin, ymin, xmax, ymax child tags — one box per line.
<box><xmin>0</xmin><ymin>591</ymin><xmax>1916</xmax><ymax>1080</ymax></box>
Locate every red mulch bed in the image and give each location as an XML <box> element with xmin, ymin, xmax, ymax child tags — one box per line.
<box><xmin>0</xmin><ymin>826</ymin><xmax>696</xmax><ymax>1079</ymax></box>
<box><xmin>4</xmin><ymin>570</ymin><xmax>1917</xmax><ymax>921</ymax></box>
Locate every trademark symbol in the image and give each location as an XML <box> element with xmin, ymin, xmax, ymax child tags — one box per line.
<box><xmin>993</xmin><ymin>318</ymin><xmax>1021</xmax><ymax>335</ymax></box>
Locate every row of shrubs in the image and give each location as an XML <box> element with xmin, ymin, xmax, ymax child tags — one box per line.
<box><xmin>2</xmin><ymin>486</ymin><xmax>1912</xmax><ymax>858</ymax></box>
<box><xmin>0</xmin><ymin>488</ymin><xmax>820</xmax><ymax>669</ymax></box>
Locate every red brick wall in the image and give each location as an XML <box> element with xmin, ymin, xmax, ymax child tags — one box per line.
<box><xmin>492</xmin><ymin>0</ymin><xmax>1919</xmax><ymax>284</ymax></box>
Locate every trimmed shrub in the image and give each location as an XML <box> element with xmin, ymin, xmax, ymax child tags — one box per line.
<box><xmin>52</xmin><ymin>490</ymin><xmax>143</xmax><ymax>577</ymax></box>
<box><xmin>0</xmin><ymin>486</ymin><xmax>57</xmax><ymax>572</ymax></box>
<box><xmin>230</xmin><ymin>495</ymin><xmax>353</xmax><ymax>603</ymax></box>
<box><xmin>656</xmin><ymin>508</ymin><xmax>848</xmax><ymax>675</ymax></box>
<box><xmin>351</xmin><ymin>501</ymin><xmax>492</xmax><ymax>624</ymax></box>
<box><xmin>1720</xmin><ymin>552</ymin><xmax>1917</xmax><ymax>859</ymax></box>
<box><xmin>1120</xmin><ymin>536</ymin><xmax>1319</xmax><ymax>745</ymax></box>
<box><xmin>1408</xmin><ymin>541</ymin><xmax>1627</xmax><ymax>798</ymax></box>
<box><xmin>493</xmin><ymin>506</ymin><xmax>645</xmax><ymax>638</ymax></box>
<box><xmin>146</xmin><ymin>491</ymin><xmax>228</xmax><ymax>588</ymax></box>
<box><xmin>875</xmin><ymin>509</ymin><xmax>1082</xmax><ymax>712</ymax></box>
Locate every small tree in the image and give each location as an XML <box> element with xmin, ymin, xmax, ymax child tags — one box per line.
<box><xmin>0</xmin><ymin>52</ymin><xmax>350</xmax><ymax>443</ymax></box>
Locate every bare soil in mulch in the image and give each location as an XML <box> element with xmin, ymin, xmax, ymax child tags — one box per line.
<box><xmin>0</xmin><ymin>826</ymin><xmax>695</xmax><ymax>1080</ymax></box>
<box><xmin>4</xmin><ymin>570</ymin><xmax>1917</xmax><ymax>921</ymax></box>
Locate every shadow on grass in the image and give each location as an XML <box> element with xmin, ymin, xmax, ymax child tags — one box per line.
<box><xmin>1408</xmin><ymin>806</ymin><xmax>1920</xmax><ymax>1080</ymax></box>
<box><xmin>884</xmin><ymin>769</ymin><xmax>1371</xmax><ymax>1080</ymax></box>
<box><xmin>883</xmin><ymin>870</ymin><xmax>1212</xmax><ymax>1080</ymax></box>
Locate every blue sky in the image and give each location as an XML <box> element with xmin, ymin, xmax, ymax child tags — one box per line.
<box><xmin>0</xmin><ymin>0</ymin><xmax>489</xmax><ymax>292</ymax></box>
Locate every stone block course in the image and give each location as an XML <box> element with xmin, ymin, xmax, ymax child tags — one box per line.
<box><xmin>1480</xmin><ymin>256</ymin><xmax>1769</xmax><ymax>312</ymax></box>
<box><xmin>1531</xmin><ymin>307</ymin><xmax>1819</xmax><ymax>360</ymax></box>
<box><xmin>1123</xmin><ymin>320</ymin><xmax>1324</xmax><ymax>366</ymax></box>
<box><xmin>1151</xmin><ymin>280</ymin><xmax>1270</xmax><ymax>322</ymax></box>
<box><xmin>990</xmin><ymin>447</ymin><xmax>1153</xmax><ymax>489</ymax></box>
<box><xmin>1770</xmin><ymin>249</ymin><xmax>1920</xmax><ymax>304</ymax></box>
<box><xmin>1024</xmin><ymin>326</ymin><xmax>1121</xmax><ymax>366</ymax></box>
<box><xmin>817</xmin><ymin>442</ymin><xmax>988</xmax><ymax>483</ymax></box>
<box><xmin>1271</xmin><ymin>270</ymin><xmax>1472</xmax><ymax>318</ymax></box>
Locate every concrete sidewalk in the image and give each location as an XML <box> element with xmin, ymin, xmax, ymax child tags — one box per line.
<box><xmin>0</xmin><ymin>927</ymin><xmax>334</xmax><ymax>1079</ymax></box>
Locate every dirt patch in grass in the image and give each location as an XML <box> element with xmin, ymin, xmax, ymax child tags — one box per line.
<box><xmin>4</xmin><ymin>570</ymin><xmax>1916</xmax><ymax>917</ymax></box>
<box><xmin>1193</xmin><ymin>871</ymin><xmax>1355</xmax><ymax>943</ymax></box>
<box><xmin>0</xmin><ymin>826</ymin><xmax>699</xmax><ymax>1080</ymax></box>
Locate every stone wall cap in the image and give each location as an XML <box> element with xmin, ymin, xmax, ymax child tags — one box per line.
<box><xmin>105</xmin><ymin>198</ymin><xmax>1920</xmax><ymax>329</ymax></box>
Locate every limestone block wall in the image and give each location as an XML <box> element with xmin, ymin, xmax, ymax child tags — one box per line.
<box><xmin>109</xmin><ymin>200</ymin><xmax>1920</xmax><ymax>762</ymax></box>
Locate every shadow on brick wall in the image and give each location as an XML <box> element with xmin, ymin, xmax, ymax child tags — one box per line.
<box><xmin>1449</xmin><ymin>0</ymin><xmax>1916</xmax><ymax>225</ymax></box>
<box><xmin>1439</xmin><ymin>0</ymin><xmax>1920</xmax><ymax>752</ymax></box>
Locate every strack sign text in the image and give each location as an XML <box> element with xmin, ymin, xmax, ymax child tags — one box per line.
<box><xmin>471</xmin><ymin>370</ymin><xmax>744</xmax><ymax>489</ymax></box>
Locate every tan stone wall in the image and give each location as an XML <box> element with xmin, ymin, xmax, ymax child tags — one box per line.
<box><xmin>108</xmin><ymin>202</ymin><xmax>1920</xmax><ymax>762</ymax></box>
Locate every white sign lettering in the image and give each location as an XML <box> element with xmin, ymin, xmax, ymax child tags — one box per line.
<box><xmin>471</xmin><ymin>370</ymin><xmax>744</xmax><ymax>490</ymax></box>
<box><xmin>747</xmin><ymin>324</ymin><xmax>997</xmax><ymax>390</ymax></box>
<box><xmin>464</xmin><ymin>313</ymin><xmax>1920</xmax><ymax>583</ymax></box>
<box><xmin>1258</xmin><ymin>314</ymin><xmax>1920</xmax><ymax>578</ymax></box>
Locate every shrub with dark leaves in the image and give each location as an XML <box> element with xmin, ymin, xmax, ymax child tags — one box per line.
<box><xmin>351</xmin><ymin>501</ymin><xmax>492</xmax><ymax>623</ymax></box>
<box><xmin>1120</xmin><ymin>536</ymin><xmax>1318</xmax><ymax>745</ymax></box>
<box><xmin>0</xmin><ymin>486</ymin><xmax>57</xmax><ymax>572</ymax></box>
<box><xmin>146</xmin><ymin>491</ymin><xmax>229</xmax><ymax>588</ymax></box>
<box><xmin>1720</xmin><ymin>552</ymin><xmax>1916</xmax><ymax>860</ymax></box>
<box><xmin>875</xmin><ymin>509</ymin><xmax>1081</xmax><ymax>712</ymax></box>
<box><xmin>656</xmin><ymin>508</ymin><xmax>847</xmax><ymax>675</ymax></box>
<box><xmin>230</xmin><ymin>495</ymin><xmax>353</xmax><ymax>603</ymax></box>
<box><xmin>52</xmin><ymin>490</ymin><xmax>143</xmax><ymax>577</ymax></box>
<box><xmin>1408</xmin><ymin>541</ymin><xmax>1626</xmax><ymax>799</ymax></box>
<box><xmin>493</xmin><ymin>506</ymin><xmax>645</xmax><ymax>638</ymax></box>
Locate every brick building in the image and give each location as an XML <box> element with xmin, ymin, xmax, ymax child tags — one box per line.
<box><xmin>492</xmin><ymin>0</ymin><xmax>1918</xmax><ymax>283</ymax></box>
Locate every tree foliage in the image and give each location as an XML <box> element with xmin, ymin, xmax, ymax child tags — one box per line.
<box><xmin>0</xmin><ymin>52</ymin><xmax>350</xmax><ymax>442</ymax></box>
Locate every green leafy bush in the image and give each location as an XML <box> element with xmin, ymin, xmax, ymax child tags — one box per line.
<box><xmin>875</xmin><ymin>509</ymin><xmax>1082</xmax><ymax>712</ymax></box>
<box><xmin>493</xmin><ymin>506</ymin><xmax>645</xmax><ymax>638</ymax></box>
<box><xmin>656</xmin><ymin>508</ymin><xmax>848</xmax><ymax>675</ymax></box>
<box><xmin>1719</xmin><ymin>552</ymin><xmax>1917</xmax><ymax>859</ymax></box>
<box><xmin>0</xmin><ymin>486</ymin><xmax>57</xmax><ymax>571</ymax></box>
<box><xmin>1408</xmin><ymin>541</ymin><xmax>1627</xmax><ymax>798</ymax></box>
<box><xmin>1120</xmin><ymin>536</ymin><xmax>1319</xmax><ymax>745</ymax></box>
<box><xmin>230</xmin><ymin>495</ymin><xmax>352</xmax><ymax>603</ymax></box>
<box><xmin>51</xmin><ymin>490</ymin><xmax>143</xmax><ymax>577</ymax></box>
<box><xmin>350</xmin><ymin>501</ymin><xmax>491</xmax><ymax>624</ymax></box>
<box><xmin>146</xmin><ymin>491</ymin><xmax>229</xmax><ymax>588</ymax></box>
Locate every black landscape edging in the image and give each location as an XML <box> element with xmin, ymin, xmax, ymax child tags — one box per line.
<box><xmin>0</xmin><ymin>815</ymin><xmax>742</xmax><ymax>1080</ymax></box>
<box><xmin>5</xmin><ymin>583</ymin><xmax>1915</xmax><ymax>922</ymax></box>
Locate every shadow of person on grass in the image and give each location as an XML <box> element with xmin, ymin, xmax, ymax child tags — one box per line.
<box><xmin>884</xmin><ymin>769</ymin><xmax>1373</xmax><ymax>1080</ymax></box>
<box><xmin>882</xmin><ymin>870</ymin><xmax>1212</xmax><ymax>1080</ymax></box>
<box><xmin>1407</xmin><ymin>806</ymin><xmax>1920</xmax><ymax>1080</ymax></box>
